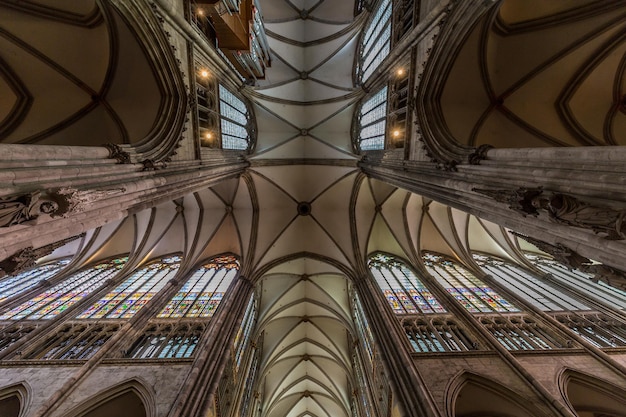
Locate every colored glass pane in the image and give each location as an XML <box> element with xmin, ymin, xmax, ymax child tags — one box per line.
<box><xmin>368</xmin><ymin>253</ymin><xmax>446</xmax><ymax>314</ymax></box>
<box><xmin>0</xmin><ymin>258</ymin><xmax>70</xmax><ymax>303</ymax></box>
<box><xmin>78</xmin><ymin>256</ymin><xmax>180</xmax><ymax>319</ymax></box>
<box><xmin>157</xmin><ymin>255</ymin><xmax>239</xmax><ymax>318</ymax></box>
<box><xmin>0</xmin><ymin>257</ymin><xmax>127</xmax><ymax>320</ymax></box>
<box><xmin>423</xmin><ymin>253</ymin><xmax>518</xmax><ymax>313</ymax></box>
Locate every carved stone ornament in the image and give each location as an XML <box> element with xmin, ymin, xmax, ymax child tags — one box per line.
<box><xmin>55</xmin><ymin>187</ymin><xmax>127</xmax><ymax>213</ymax></box>
<box><xmin>468</xmin><ymin>144</ymin><xmax>493</xmax><ymax>165</ymax></box>
<box><xmin>474</xmin><ymin>187</ymin><xmax>626</xmax><ymax>240</ymax></box>
<box><xmin>103</xmin><ymin>143</ymin><xmax>131</xmax><ymax>164</ymax></box>
<box><xmin>0</xmin><ymin>233</ymin><xmax>84</xmax><ymax>277</ymax></box>
<box><xmin>511</xmin><ymin>232</ymin><xmax>626</xmax><ymax>291</ymax></box>
<box><xmin>0</xmin><ymin>190</ymin><xmax>76</xmax><ymax>227</ymax></box>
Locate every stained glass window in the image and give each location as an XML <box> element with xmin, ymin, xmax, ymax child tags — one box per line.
<box><xmin>423</xmin><ymin>252</ymin><xmax>518</xmax><ymax>313</ymax></box>
<box><xmin>233</xmin><ymin>295</ymin><xmax>256</xmax><ymax>374</ymax></box>
<box><xmin>126</xmin><ymin>323</ymin><xmax>205</xmax><ymax>359</ymax></box>
<box><xmin>78</xmin><ymin>255</ymin><xmax>180</xmax><ymax>319</ymax></box>
<box><xmin>353</xmin><ymin>293</ymin><xmax>374</xmax><ymax>364</ymax></box>
<box><xmin>0</xmin><ymin>258</ymin><xmax>70</xmax><ymax>303</ymax></box>
<box><xmin>525</xmin><ymin>253</ymin><xmax>626</xmax><ymax>310</ymax></box>
<box><xmin>474</xmin><ymin>254</ymin><xmax>590</xmax><ymax>312</ymax></box>
<box><xmin>359</xmin><ymin>0</ymin><xmax>392</xmax><ymax>82</ymax></box>
<box><xmin>219</xmin><ymin>85</ymin><xmax>251</xmax><ymax>150</ymax></box>
<box><xmin>358</xmin><ymin>87</ymin><xmax>388</xmax><ymax>151</ymax></box>
<box><xmin>0</xmin><ymin>257</ymin><xmax>127</xmax><ymax>320</ymax></box>
<box><xmin>157</xmin><ymin>255</ymin><xmax>239</xmax><ymax>319</ymax></box>
<box><xmin>368</xmin><ymin>253</ymin><xmax>446</xmax><ymax>314</ymax></box>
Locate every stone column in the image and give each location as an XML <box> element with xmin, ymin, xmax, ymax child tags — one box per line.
<box><xmin>167</xmin><ymin>276</ymin><xmax>254</xmax><ymax>417</ymax></box>
<box><xmin>353</xmin><ymin>275</ymin><xmax>443</xmax><ymax>417</ymax></box>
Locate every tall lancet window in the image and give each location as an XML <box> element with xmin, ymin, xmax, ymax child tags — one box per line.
<box><xmin>367</xmin><ymin>253</ymin><xmax>474</xmax><ymax>353</ymax></box>
<box><xmin>124</xmin><ymin>255</ymin><xmax>240</xmax><ymax>359</ymax></box>
<box><xmin>0</xmin><ymin>257</ymin><xmax>127</xmax><ymax>320</ymax></box>
<box><xmin>219</xmin><ymin>85</ymin><xmax>252</xmax><ymax>151</ymax></box>
<box><xmin>358</xmin><ymin>0</ymin><xmax>392</xmax><ymax>82</ymax></box>
<box><xmin>0</xmin><ymin>258</ymin><xmax>71</xmax><ymax>303</ymax></box>
<box><xmin>368</xmin><ymin>252</ymin><xmax>445</xmax><ymax>314</ymax></box>
<box><xmin>356</xmin><ymin>86</ymin><xmax>388</xmax><ymax>151</ymax></box>
<box><xmin>77</xmin><ymin>255</ymin><xmax>181</xmax><ymax>319</ymax></box>
<box><xmin>423</xmin><ymin>252</ymin><xmax>518</xmax><ymax>313</ymax></box>
<box><xmin>525</xmin><ymin>253</ymin><xmax>626</xmax><ymax>310</ymax></box>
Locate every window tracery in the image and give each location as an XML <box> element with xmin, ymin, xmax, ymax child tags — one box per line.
<box><xmin>0</xmin><ymin>258</ymin><xmax>70</xmax><ymax>303</ymax></box>
<box><xmin>219</xmin><ymin>85</ymin><xmax>252</xmax><ymax>151</ymax></box>
<box><xmin>356</xmin><ymin>87</ymin><xmax>388</xmax><ymax>151</ymax></box>
<box><xmin>0</xmin><ymin>324</ymin><xmax>39</xmax><ymax>354</ymax></box>
<box><xmin>157</xmin><ymin>255</ymin><xmax>239</xmax><ymax>319</ymax></box>
<box><xmin>474</xmin><ymin>254</ymin><xmax>590</xmax><ymax>312</ymax></box>
<box><xmin>15</xmin><ymin>323</ymin><xmax>122</xmax><ymax>360</ymax></box>
<box><xmin>554</xmin><ymin>313</ymin><xmax>626</xmax><ymax>348</ymax></box>
<box><xmin>125</xmin><ymin>322</ymin><xmax>205</xmax><ymax>359</ymax></box>
<box><xmin>525</xmin><ymin>253</ymin><xmax>626</xmax><ymax>310</ymax></box>
<box><xmin>478</xmin><ymin>316</ymin><xmax>566</xmax><ymax>350</ymax></box>
<box><xmin>423</xmin><ymin>253</ymin><xmax>518</xmax><ymax>313</ymax></box>
<box><xmin>77</xmin><ymin>255</ymin><xmax>180</xmax><ymax>319</ymax></box>
<box><xmin>0</xmin><ymin>257</ymin><xmax>127</xmax><ymax>321</ymax></box>
<box><xmin>358</xmin><ymin>0</ymin><xmax>392</xmax><ymax>82</ymax></box>
<box><xmin>368</xmin><ymin>252</ymin><xmax>446</xmax><ymax>314</ymax></box>
<box><xmin>401</xmin><ymin>317</ymin><xmax>474</xmax><ymax>352</ymax></box>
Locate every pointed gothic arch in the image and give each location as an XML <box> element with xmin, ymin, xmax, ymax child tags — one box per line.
<box><xmin>559</xmin><ymin>369</ymin><xmax>626</xmax><ymax>417</ymax></box>
<box><xmin>446</xmin><ymin>372</ymin><xmax>547</xmax><ymax>417</ymax></box>
<box><xmin>0</xmin><ymin>382</ymin><xmax>30</xmax><ymax>417</ymax></box>
<box><xmin>62</xmin><ymin>378</ymin><xmax>155</xmax><ymax>417</ymax></box>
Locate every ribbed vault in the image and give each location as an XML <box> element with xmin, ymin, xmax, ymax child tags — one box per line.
<box><xmin>437</xmin><ymin>0</ymin><xmax>626</xmax><ymax>148</ymax></box>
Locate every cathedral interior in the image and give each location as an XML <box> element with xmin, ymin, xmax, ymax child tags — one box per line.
<box><xmin>1</xmin><ymin>0</ymin><xmax>626</xmax><ymax>416</ymax></box>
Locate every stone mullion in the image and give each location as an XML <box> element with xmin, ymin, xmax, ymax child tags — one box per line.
<box><xmin>476</xmin><ymin>271</ymin><xmax>626</xmax><ymax>378</ymax></box>
<box><xmin>167</xmin><ymin>276</ymin><xmax>253</xmax><ymax>417</ymax></box>
<box><xmin>354</xmin><ymin>275</ymin><xmax>443</xmax><ymax>417</ymax></box>
<box><xmin>418</xmin><ymin>270</ymin><xmax>579</xmax><ymax>417</ymax></box>
<box><xmin>360</xmin><ymin>162</ymin><xmax>626</xmax><ymax>272</ymax></box>
<box><xmin>0</xmin><ymin>161</ymin><xmax>248</xmax><ymax>261</ymax></box>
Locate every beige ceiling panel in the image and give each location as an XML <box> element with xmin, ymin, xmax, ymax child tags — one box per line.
<box><xmin>258</xmin><ymin>274</ymin><xmax>301</xmax><ymax>321</ymax></box>
<box><xmin>0</xmin><ymin>5</ymin><xmax>108</xmax><ymax>91</ymax></box>
<box><xmin>419</xmin><ymin>215</ymin><xmax>455</xmax><ymax>258</ymax></box>
<box><xmin>249</xmin><ymin>172</ymin><xmax>297</xmax><ymax>264</ymax></box>
<box><xmin>426</xmin><ymin>202</ymin><xmax>466</xmax><ymax>257</ymax></box>
<box><xmin>262</xmin><ymin>257</ymin><xmax>345</xmax><ymax>276</ymax></box>
<box><xmin>261</xmin><ymin>1</ymin><xmax>299</xmax><ymax>21</ymax></box>
<box><xmin>141</xmin><ymin>211</ymin><xmax>186</xmax><ymax>261</ymax></box>
<box><xmin>449</xmin><ymin>207</ymin><xmax>471</xmax><ymax>252</ymax></box>
<box><xmin>195</xmin><ymin>214</ymin><xmax>241</xmax><ymax>261</ymax></box>
<box><xmin>499</xmin><ymin>0</ymin><xmax>603</xmax><ymax>26</ymax></box>
<box><xmin>266</xmin><ymin>20</ymin><xmax>306</xmax><ymax>43</ymax></box>
<box><xmin>309</xmin><ymin>37</ymin><xmax>358</xmax><ymax>89</ymax></box>
<box><xmin>381</xmin><ymin>190</ymin><xmax>415</xmax><ymax>260</ymax></box>
<box><xmin>259</xmin><ymin>215</ymin><xmax>350</xmax><ymax>269</ymax></box>
<box><xmin>301</xmin><ymin>20</ymin><xmax>351</xmax><ymax>44</ymax></box>
<box><xmin>258</xmin><ymin>57</ymin><xmax>300</xmax><ymax>88</ymax></box>
<box><xmin>252</xmin><ymin>166</ymin><xmax>355</xmax><ymax>202</ymax></box>
<box><xmin>258</xmin><ymin>79</ymin><xmax>350</xmax><ymax>102</ymax></box>
<box><xmin>232</xmin><ymin>177</ymin><xmax>254</xmax><ymax>262</ymax></box>
<box><xmin>355</xmin><ymin>179</ymin><xmax>377</xmax><ymax>258</ymax></box>
<box><xmin>367</xmin><ymin>214</ymin><xmax>409</xmax><ymax>259</ymax></box>
<box><xmin>302</xmin><ymin>27</ymin><xmax>355</xmax><ymax>70</ymax></box>
<box><xmin>308</xmin><ymin>0</ymin><xmax>356</xmax><ymax>23</ymax></box>
<box><xmin>369</xmin><ymin>178</ymin><xmax>397</xmax><ymax>206</ymax></box>
<box><xmin>178</xmin><ymin>195</ymin><xmax>202</xmax><ymax>261</ymax></box>
<box><xmin>75</xmin><ymin>217</ymin><xmax>131</xmax><ymax>265</ymax></box>
<box><xmin>267</xmin><ymin>35</ymin><xmax>305</xmax><ymax>71</ymax></box>
<box><xmin>405</xmin><ymin>193</ymin><xmax>426</xmax><ymax>255</ymax></box>
<box><xmin>209</xmin><ymin>177</ymin><xmax>240</xmax><ymax>205</ymax></box>
<box><xmin>467</xmin><ymin>216</ymin><xmax>515</xmax><ymax>261</ymax></box>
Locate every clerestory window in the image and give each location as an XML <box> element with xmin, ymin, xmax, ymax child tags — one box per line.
<box><xmin>358</xmin><ymin>0</ymin><xmax>392</xmax><ymax>83</ymax></box>
<box><xmin>0</xmin><ymin>258</ymin><xmax>71</xmax><ymax>303</ymax></box>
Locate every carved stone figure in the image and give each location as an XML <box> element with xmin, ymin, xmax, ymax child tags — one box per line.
<box><xmin>0</xmin><ymin>233</ymin><xmax>83</xmax><ymax>277</ymax></box>
<box><xmin>475</xmin><ymin>187</ymin><xmax>626</xmax><ymax>240</ymax></box>
<box><xmin>0</xmin><ymin>191</ymin><xmax>72</xmax><ymax>228</ymax></box>
<box><xmin>511</xmin><ymin>232</ymin><xmax>626</xmax><ymax>290</ymax></box>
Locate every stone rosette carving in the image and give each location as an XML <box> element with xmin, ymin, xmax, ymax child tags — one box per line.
<box><xmin>474</xmin><ymin>187</ymin><xmax>626</xmax><ymax>240</ymax></box>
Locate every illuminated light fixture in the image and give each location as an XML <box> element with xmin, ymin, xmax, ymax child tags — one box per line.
<box><xmin>205</xmin><ymin>132</ymin><xmax>213</xmax><ymax>140</ymax></box>
<box><xmin>392</xmin><ymin>129</ymin><xmax>401</xmax><ymax>138</ymax></box>
<box><xmin>197</xmin><ymin>9</ymin><xmax>205</xmax><ymax>16</ymax></box>
<box><xmin>396</xmin><ymin>68</ymin><xmax>405</xmax><ymax>76</ymax></box>
<box><xmin>200</xmin><ymin>69</ymin><xmax>209</xmax><ymax>78</ymax></box>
